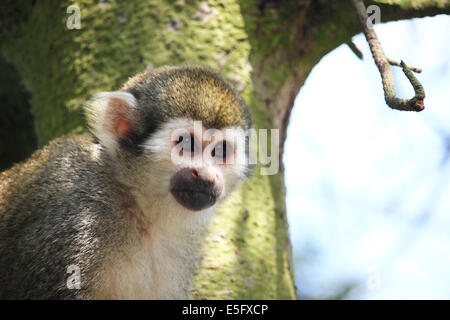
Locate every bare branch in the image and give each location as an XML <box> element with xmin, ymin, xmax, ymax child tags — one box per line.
<box><xmin>350</xmin><ymin>0</ymin><xmax>425</xmax><ymax>112</ymax></box>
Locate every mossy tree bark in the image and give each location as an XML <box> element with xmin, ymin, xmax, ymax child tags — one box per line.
<box><xmin>1</xmin><ymin>0</ymin><xmax>448</xmax><ymax>299</ymax></box>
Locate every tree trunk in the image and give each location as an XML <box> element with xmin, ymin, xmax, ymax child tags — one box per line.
<box><xmin>0</xmin><ymin>0</ymin><xmax>447</xmax><ymax>299</ymax></box>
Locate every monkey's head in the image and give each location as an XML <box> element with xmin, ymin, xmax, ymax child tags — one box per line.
<box><xmin>86</xmin><ymin>65</ymin><xmax>252</xmax><ymax>215</ymax></box>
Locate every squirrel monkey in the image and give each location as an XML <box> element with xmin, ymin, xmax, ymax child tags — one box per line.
<box><xmin>0</xmin><ymin>65</ymin><xmax>252</xmax><ymax>299</ymax></box>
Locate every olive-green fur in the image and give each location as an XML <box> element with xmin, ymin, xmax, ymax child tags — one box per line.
<box><xmin>122</xmin><ymin>65</ymin><xmax>251</xmax><ymax>131</ymax></box>
<box><xmin>0</xmin><ymin>136</ymin><xmax>131</xmax><ymax>299</ymax></box>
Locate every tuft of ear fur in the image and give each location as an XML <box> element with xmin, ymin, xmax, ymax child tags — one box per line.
<box><xmin>85</xmin><ymin>91</ymin><xmax>137</xmax><ymax>156</ymax></box>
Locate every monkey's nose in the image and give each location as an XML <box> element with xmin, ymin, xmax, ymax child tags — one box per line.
<box><xmin>170</xmin><ymin>167</ymin><xmax>224</xmax><ymax>211</ymax></box>
<box><xmin>191</xmin><ymin>167</ymin><xmax>220</xmax><ymax>185</ymax></box>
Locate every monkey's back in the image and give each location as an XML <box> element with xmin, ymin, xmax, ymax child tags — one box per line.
<box><xmin>0</xmin><ymin>136</ymin><xmax>129</xmax><ymax>299</ymax></box>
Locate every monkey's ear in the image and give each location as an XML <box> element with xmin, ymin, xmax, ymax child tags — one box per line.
<box><xmin>85</xmin><ymin>91</ymin><xmax>138</xmax><ymax>155</ymax></box>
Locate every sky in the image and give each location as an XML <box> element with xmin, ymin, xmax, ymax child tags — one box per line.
<box><xmin>283</xmin><ymin>14</ymin><xmax>450</xmax><ymax>299</ymax></box>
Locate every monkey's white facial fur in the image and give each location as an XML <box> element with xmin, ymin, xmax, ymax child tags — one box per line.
<box><xmin>86</xmin><ymin>90</ymin><xmax>249</xmax><ymax>220</ymax></box>
<box><xmin>143</xmin><ymin>118</ymin><xmax>248</xmax><ymax>212</ymax></box>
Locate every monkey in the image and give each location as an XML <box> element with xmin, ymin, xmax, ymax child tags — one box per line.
<box><xmin>0</xmin><ymin>64</ymin><xmax>252</xmax><ymax>299</ymax></box>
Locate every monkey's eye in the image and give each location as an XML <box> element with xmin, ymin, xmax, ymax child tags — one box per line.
<box><xmin>176</xmin><ymin>133</ymin><xmax>197</xmax><ymax>153</ymax></box>
<box><xmin>211</xmin><ymin>141</ymin><xmax>229</xmax><ymax>160</ymax></box>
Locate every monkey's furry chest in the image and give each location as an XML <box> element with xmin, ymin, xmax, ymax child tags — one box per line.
<box><xmin>93</xmin><ymin>218</ymin><xmax>200</xmax><ymax>300</ymax></box>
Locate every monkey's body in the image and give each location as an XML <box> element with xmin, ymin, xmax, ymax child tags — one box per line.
<box><xmin>0</xmin><ymin>136</ymin><xmax>205</xmax><ymax>299</ymax></box>
<box><xmin>0</xmin><ymin>65</ymin><xmax>251</xmax><ymax>299</ymax></box>
<box><xmin>1</xmin><ymin>136</ymin><xmax>113</xmax><ymax>299</ymax></box>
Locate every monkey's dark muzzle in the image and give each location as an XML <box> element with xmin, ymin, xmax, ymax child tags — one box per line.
<box><xmin>170</xmin><ymin>168</ymin><xmax>222</xmax><ymax>211</ymax></box>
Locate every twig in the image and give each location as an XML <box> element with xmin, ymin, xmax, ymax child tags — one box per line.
<box><xmin>350</xmin><ymin>0</ymin><xmax>425</xmax><ymax>112</ymax></box>
<box><xmin>346</xmin><ymin>40</ymin><xmax>364</xmax><ymax>60</ymax></box>
<box><xmin>387</xmin><ymin>58</ymin><xmax>422</xmax><ymax>73</ymax></box>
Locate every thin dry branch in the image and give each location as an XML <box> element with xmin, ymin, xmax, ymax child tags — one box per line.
<box><xmin>350</xmin><ymin>0</ymin><xmax>425</xmax><ymax>112</ymax></box>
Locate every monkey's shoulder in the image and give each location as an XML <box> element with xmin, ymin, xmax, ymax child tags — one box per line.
<box><xmin>0</xmin><ymin>135</ymin><xmax>126</xmax><ymax>299</ymax></box>
<box><xmin>1</xmin><ymin>135</ymin><xmax>96</xmax><ymax>181</ymax></box>
<box><xmin>0</xmin><ymin>135</ymin><xmax>130</xmax><ymax>234</ymax></box>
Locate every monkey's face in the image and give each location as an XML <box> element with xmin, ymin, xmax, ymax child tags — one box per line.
<box><xmin>86</xmin><ymin>65</ymin><xmax>252</xmax><ymax>215</ymax></box>
<box><xmin>143</xmin><ymin>118</ymin><xmax>248</xmax><ymax>212</ymax></box>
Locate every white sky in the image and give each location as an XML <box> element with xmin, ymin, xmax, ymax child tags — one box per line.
<box><xmin>284</xmin><ymin>14</ymin><xmax>450</xmax><ymax>299</ymax></box>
